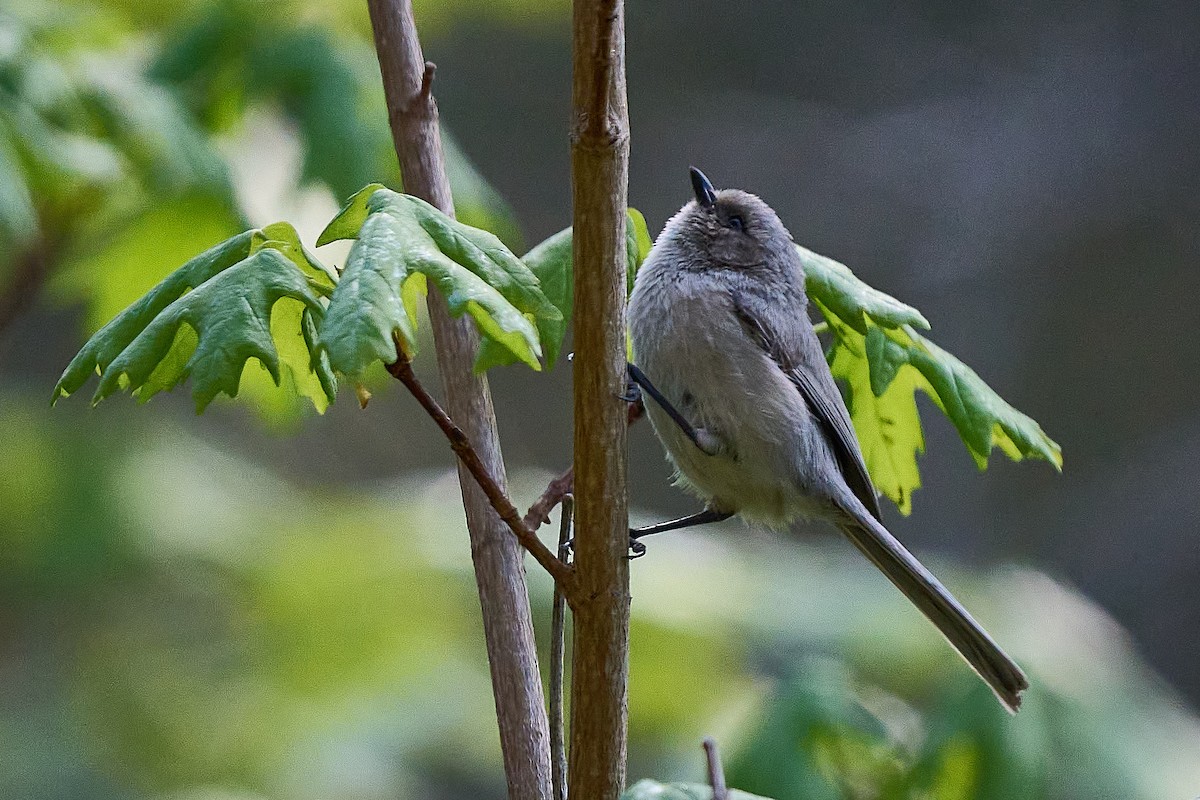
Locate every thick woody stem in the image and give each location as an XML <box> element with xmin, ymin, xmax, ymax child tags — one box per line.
<box><xmin>567</xmin><ymin>0</ymin><xmax>631</xmax><ymax>797</ymax></box>
<box><xmin>366</xmin><ymin>1</ymin><xmax>555</xmax><ymax>797</ymax></box>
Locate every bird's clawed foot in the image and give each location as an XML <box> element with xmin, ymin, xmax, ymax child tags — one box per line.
<box><xmin>628</xmin><ymin>534</ymin><xmax>647</xmax><ymax>559</ymax></box>
<box><xmin>561</xmin><ymin>532</ymin><xmax>649</xmax><ymax>559</ymax></box>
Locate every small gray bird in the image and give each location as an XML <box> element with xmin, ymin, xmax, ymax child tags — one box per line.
<box><xmin>627</xmin><ymin>167</ymin><xmax>1029</xmax><ymax>712</ymax></box>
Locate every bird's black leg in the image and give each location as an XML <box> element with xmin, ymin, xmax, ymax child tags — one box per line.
<box><xmin>626</xmin><ymin>363</ymin><xmax>717</xmax><ymax>454</ymax></box>
<box><xmin>627</xmin><ymin>507</ymin><xmax>734</xmax><ymax>558</ymax></box>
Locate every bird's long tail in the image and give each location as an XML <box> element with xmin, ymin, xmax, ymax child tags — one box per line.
<box><xmin>836</xmin><ymin>508</ymin><xmax>1028</xmax><ymax>712</ymax></box>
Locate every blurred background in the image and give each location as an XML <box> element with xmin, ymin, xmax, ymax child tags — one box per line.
<box><xmin>2</xmin><ymin>0</ymin><xmax>1198</xmax><ymax>798</ymax></box>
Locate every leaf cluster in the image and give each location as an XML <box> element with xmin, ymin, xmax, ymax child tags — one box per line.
<box><xmin>53</xmin><ymin>223</ymin><xmax>335</xmax><ymax>413</ymax></box>
<box><xmin>53</xmin><ymin>186</ymin><xmax>564</xmax><ymax>411</ymax></box>
<box><xmin>800</xmin><ymin>245</ymin><xmax>1061</xmax><ymax>512</ymax></box>
<box><xmin>53</xmin><ymin>175</ymin><xmax>1059</xmax><ymax>514</ymax></box>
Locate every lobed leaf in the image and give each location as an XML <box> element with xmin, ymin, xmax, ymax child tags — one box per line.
<box><xmin>797</xmin><ymin>244</ymin><xmax>930</xmax><ymax>333</ymax></box>
<box><xmin>54</xmin><ymin>225</ymin><xmax>337</xmax><ymax>413</ymax></box>
<box><xmin>317</xmin><ymin>187</ymin><xmax>560</xmax><ymax>377</ymax></box>
<box><xmin>820</xmin><ymin>309</ymin><xmax>1062</xmax><ymax>511</ymax></box>
<box><xmin>800</xmin><ymin>244</ymin><xmax>1060</xmax><ymax>511</ymax></box>
<box><xmin>886</xmin><ymin>325</ymin><xmax>1063</xmax><ymax>471</ymax></box>
<box><xmin>476</xmin><ymin>207</ymin><xmax>653</xmax><ymax>370</ymax></box>
<box><xmin>317</xmin><ymin>182</ymin><xmax>385</xmax><ymax>247</ymax></box>
<box><xmin>824</xmin><ymin>311</ymin><xmax>928</xmax><ymax>515</ymax></box>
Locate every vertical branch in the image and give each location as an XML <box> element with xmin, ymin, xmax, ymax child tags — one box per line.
<box><xmin>365</xmin><ymin>2</ymin><xmax>553</xmax><ymax>798</ymax></box>
<box><xmin>567</xmin><ymin>0</ymin><xmax>631</xmax><ymax>798</ymax></box>
<box><xmin>551</xmin><ymin>496</ymin><xmax>574</xmax><ymax>800</ymax></box>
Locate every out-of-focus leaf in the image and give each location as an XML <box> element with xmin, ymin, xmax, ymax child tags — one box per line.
<box><xmin>621</xmin><ymin>781</ymin><xmax>774</xmax><ymax>800</ymax></box>
<box><xmin>54</xmin><ymin>223</ymin><xmax>336</xmax><ymax>412</ymax></box>
<box><xmin>317</xmin><ymin>186</ymin><xmax>558</xmax><ymax>376</ymax></box>
<box><xmin>726</xmin><ymin>663</ymin><xmax>894</xmax><ymax>800</ymax></box>
<box><xmin>907</xmin><ymin>679</ymin><xmax>1051</xmax><ymax>800</ymax></box>
<box><xmin>81</xmin><ymin>67</ymin><xmax>232</xmax><ymax>194</ymax></box>
<box><xmin>0</xmin><ymin>128</ymin><xmax>38</xmax><ymax>246</ymax></box>
<box><xmin>247</xmin><ymin>29</ymin><xmax>380</xmax><ymax>199</ymax></box>
<box><xmin>476</xmin><ymin>207</ymin><xmax>651</xmax><ymax>370</ymax></box>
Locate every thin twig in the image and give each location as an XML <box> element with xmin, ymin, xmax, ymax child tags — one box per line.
<box><xmin>551</xmin><ymin>495</ymin><xmax>574</xmax><ymax>800</ymax></box>
<box><xmin>525</xmin><ymin>467</ymin><xmax>575</xmax><ymax>530</ymax></box>
<box><xmin>523</xmin><ymin>390</ymin><xmax>643</xmax><ymax>533</ymax></box>
<box><xmin>703</xmin><ymin>738</ymin><xmax>729</xmax><ymax>800</ymax></box>
<box><xmin>386</xmin><ymin>350</ymin><xmax>576</xmax><ymax>595</ymax></box>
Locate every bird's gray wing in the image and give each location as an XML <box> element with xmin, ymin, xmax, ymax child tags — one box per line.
<box><xmin>731</xmin><ymin>290</ymin><xmax>883</xmax><ymax>522</ymax></box>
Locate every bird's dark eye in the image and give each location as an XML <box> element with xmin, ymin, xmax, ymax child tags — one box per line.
<box><xmin>727</xmin><ymin>214</ymin><xmax>746</xmax><ymax>232</ymax></box>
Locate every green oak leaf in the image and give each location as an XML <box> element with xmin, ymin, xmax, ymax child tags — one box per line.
<box><xmin>317</xmin><ymin>182</ymin><xmax>385</xmax><ymax>247</ymax></box>
<box><xmin>476</xmin><ymin>207</ymin><xmax>653</xmax><ymax>370</ymax></box>
<box><xmin>53</xmin><ymin>225</ymin><xmax>337</xmax><ymax>413</ymax></box>
<box><xmin>317</xmin><ymin>186</ymin><xmax>560</xmax><ymax>376</ymax></box>
<box><xmin>885</xmin><ymin>324</ymin><xmax>1063</xmax><ymax>471</ymax></box>
<box><xmin>798</xmin><ymin>245</ymin><xmax>1059</xmax><ymax>511</ymax></box>
<box><xmin>825</xmin><ymin>313</ymin><xmax>928</xmax><ymax>515</ymax></box>
<box><xmin>797</xmin><ymin>244</ymin><xmax>930</xmax><ymax>333</ymax></box>
<box><xmin>621</xmin><ymin>780</ymin><xmax>773</xmax><ymax>800</ymax></box>
<box><xmin>819</xmin><ymin>305</ymin><xmax>1061</xmax><ymax>512</ymax></box>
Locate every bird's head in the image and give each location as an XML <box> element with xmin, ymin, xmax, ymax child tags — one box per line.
<box><xmin>663</xmin><ymin>167</ymin><xmax>796</xmax><ymax>271</ymax></box>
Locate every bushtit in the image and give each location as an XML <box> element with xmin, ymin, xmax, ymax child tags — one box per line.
<box><xmin>626</xmin><ymin>168</ymin><xmax>1028</xmax><ymax>712</ymax></box>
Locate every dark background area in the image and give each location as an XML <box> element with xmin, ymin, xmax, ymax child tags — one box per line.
<box><xmin>426</xmin><ymin>0</ymin><xmax>1200</xmax><ymax>700</ymax></box>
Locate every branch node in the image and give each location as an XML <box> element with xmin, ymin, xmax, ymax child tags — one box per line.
<box><xmin>420</xmin><ymin>61</ymin><xmax>437</xmax><ymax>98</ymax></box>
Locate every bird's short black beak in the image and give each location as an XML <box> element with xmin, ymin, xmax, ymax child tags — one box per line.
<box><xmin>689</xmin><ymin>166</ymin><xmax>717</xmax><ymax>209</ymax></box>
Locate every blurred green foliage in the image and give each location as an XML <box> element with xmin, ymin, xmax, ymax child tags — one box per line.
<box><xmin>4</xmin><ymin>396</ymin><xmax>1198</xmax><ymax>800</ymax></box>
<box><xmin>2</xmin><ymin>0</ymin><xmax>523</xmax><ymax>425</ymax></box>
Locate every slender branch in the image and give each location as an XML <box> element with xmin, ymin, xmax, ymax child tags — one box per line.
<box><xmin>525</xmin><ymin>467</ymin><xmax>576</xmax><ymax>530</ymax></box>
<box><xmin>367</xmin><ymin>2</ymin><xmax>555</xmax><ymax>797</ymax></box>
<box><xmin>551</xmin><ymin>496</ymin><xmax>574</xmax><ymax>800</ymax></box>
<box><xmin>387</xmin><ymin>352</ymin><xmax>577</xmax><ymax>594</ymax></box>
<box><xmin>703</xmin><ymin>738</ymin><xmax>729</xmax><ymax>800</ymax></box>
<box><xmin>525</xmin><ymin>391</ymin><xmax>643</xmax><ymax>533</ymax></box>
<box><xmin>567</xmin><ymin>0</ymin><xmax>631</xmax><ymax>796</ymax></box>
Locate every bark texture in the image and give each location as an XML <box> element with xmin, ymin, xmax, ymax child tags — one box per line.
<box><xmin>366</xmin><ymin>2</ymin><xmax>553</xmax><ymax>797</ymax></box>
<box><xmin>567</xmin><ymin>0</ymin><xmax>632</xmax><ymax>798</ymax></box>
